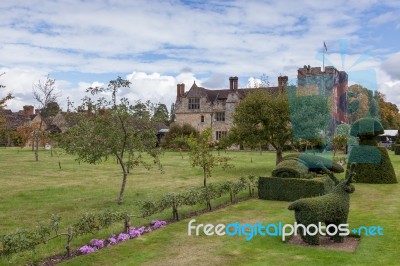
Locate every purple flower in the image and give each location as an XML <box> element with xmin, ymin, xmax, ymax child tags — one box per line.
<box><xmin>137</xmin><ymin>226</ymin><xmax>145</xmax><ymax>234</ymax></box>
<box><xmin>79</xmin><ymin>245</ymin><xmax>97</xmax><ymax>254</ymax></box>
<box><xmin>108</xmin><ymin>235</ymin><xmax>118</xmax><ymax>245</ymax></box>
<box><xmin>129</xmin><ymin>227</ymin><xmax>142</xmax><ymax>238</ymax></box>
<box><xmin>117</xmin><ymin>233</ymin><xmax>130</xmax><ymax>242</ymax></box>
<box><xmin>151</xmin><ymin>220</ymin><xmax>167</xmax><ymax>229</ymax></box>
<box><xmin>90</xmin><ymin>239</ymin><xmax>104</xmax><ymax>249</ymax></box>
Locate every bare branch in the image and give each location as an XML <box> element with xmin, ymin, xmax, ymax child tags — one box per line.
<box><xmin>32</xmin><ymin>75</ymin><xmax>60</xmax><ymax>111</ymax></box>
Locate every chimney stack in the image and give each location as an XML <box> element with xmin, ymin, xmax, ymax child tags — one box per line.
<box><xmin>233</xmin><ymin>76</ymin><xmax>238</xmax><ymax>91</ymax></box>
<box><xmin>23</xmin><ymin>105</ymin><xmax>34</xmax><ymax>119</ymax></box>
<box><xmin>177</xmin><ymin>84</ymin><xmax>181</xmax><ymax>99</ymax></box>
<box><xmin>229</xmin><ymin>77</ymin><xmax>234</xmax><ymax>91</ymax></box>
<box><xmin>180</xmin><ymin>83</ymin><xmax>185</xmax><ymax>97</ymax></box>
<box><xmin>278</xmin><ymin>76</ymin><xmax>288</xmax><ymax>93</ymax></box>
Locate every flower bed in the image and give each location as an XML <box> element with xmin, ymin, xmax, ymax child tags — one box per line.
<box><xmin>79</xmin><ymin>220</ymin><xmax>167</xmax><ymax>255</ymax></box>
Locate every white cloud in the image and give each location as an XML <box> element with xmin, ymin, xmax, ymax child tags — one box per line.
<box><xmin>124</xmin><ymin>71</ymin><xmax>201</xmax><ymax>109</ymax></box>
<box><xmin>0</xmin><ymin>67</ymin><xmax>48</xmax><ymax>110</ymax></box>
<box><xmin>1</xmin><ymin>0</ymin><xmax>400</xmax><ymax>112</ymax></box>
<box><xmin>369</xmin><ymin>12</ymin><xmax>398</xmax><ymax>24</ymax></box>
<box><xmin>381</xmin><ymin>52</ymin><xmax>400</xmax><ymax>80</ymax></box>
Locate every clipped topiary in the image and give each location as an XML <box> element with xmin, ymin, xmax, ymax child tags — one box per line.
<box><xmin>283</xmin><ymin>153</ymin><xmax>344</xmax><ymax>173</ymax></box>
<box><xmin>350</xmin><ymin>117</ymin><xmax>384</xmax><ymax>145</ymax></box>
<box><xmin>271</xmin><ymin>158</ymin><xmax>312</xmax><ymax>178</ymax></box>
<box><xmin>395</xmin><ymin>144</ymin><xmax>400</xmax><ymax>155</ymax></box>
<box><xmin>287</xmin><ymin>164</ymin><xmax>356</xmax><ymax>245</ymax></box>
<box><xmin>266</xmin><ymin>154</ymin><xmax>342</xmax><ymax>201</ymax></box>
<box><xmin>258</xmin><ymin>176</ymin><xmax>335</xmax><ymax>201</ymax></box>
<box><xmin>394</xmin><ymin>132</ymin><xmax>400</xmax><ymax>154</ymax></box>
<box><xmin>348</xmin><ymin>118</ymin><xmax>397</xmax><ymax>184</ymax></box>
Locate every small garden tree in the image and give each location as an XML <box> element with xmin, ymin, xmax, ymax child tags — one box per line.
<box><xmin>187</xmin><ymin>128</ymin><xmax>232</xmax><ymax>210</ymax></box>
<box><xmin>32</xmin><ymin>75</ymin><xmax>59</xmax><ymax>161</ymax></box>
<box><xmin>61</xmin><ymin>77</ymin><xmax>161</xmax><ymax>204</ymax></box>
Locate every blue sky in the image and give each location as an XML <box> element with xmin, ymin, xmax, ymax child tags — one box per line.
<box><xmin>0</xmin><ymin>0</ymin><xmax>399</xmax><ymax>111</ymax></box>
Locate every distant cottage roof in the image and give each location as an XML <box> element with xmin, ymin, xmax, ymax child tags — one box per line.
<box><xmin>1</xmin><ymin>109</ymin><xmax>32</xmax><ymax>130</ymax></box>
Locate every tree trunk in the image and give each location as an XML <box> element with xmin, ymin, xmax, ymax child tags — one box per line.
<box><xmin>35</xmin><ymin>119</ymin><xmax>43</xmax><ymax>161</ymax></box>
<box><xmin>66</xmin><ymin>227</ymin><xmax>73</xmax><ymax>257</ymax></box>
<box><xmin>34</xmin><ymin>132</ymin><xmax>39</xmax><ymax>162</ymax></box>
<box><xmin>118</xmin><ymin>167</ymin><xmax>128</xmax><ymax>205</ymax></box>
<box><xmin>276</xmin><ymin>147</ymin><xmax>283</xmax><ymax>165</ymax></box>
<box><xmin>203</xmin><ymin>167</ymin><xmax>207</xmax><ymax>187</ymax></box>
<box><xmin>124</xmin><ymin>215</ymin><xmax>131</xmax><ymax>233</ymax></box>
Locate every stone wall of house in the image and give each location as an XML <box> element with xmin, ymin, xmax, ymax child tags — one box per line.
<box><xmin>175</xmin><ymin>76</ymin><xmax>287</xmax><ymax>142</ymax></box>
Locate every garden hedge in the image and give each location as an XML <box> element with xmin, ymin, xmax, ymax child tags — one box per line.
<box><xmin>258</xmin><ymin>176</ymin><xmax>335</xmax><ymax>201</ymax></box>
<box><xmin>348</xmin><ymin>146</ymin><xmax>397</xmax><ymax>183</ymax></box>
<box><xmin>282</xmin><ymin>153</ymin><xmax>344</xmax><ymax>173</ymax></box>
<box><xmin>394</xmin><ymin>144</ymin><xmax>400</xmax><ymax>155</ymax></box>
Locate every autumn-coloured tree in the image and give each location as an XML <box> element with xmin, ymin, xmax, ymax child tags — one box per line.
<box><xmin>378</xmin><ymin>92</ymin><xmax>400</xmax><ymax>129</ymax></box>
<box><xmin>16</xmin><ymin>121</ymin><xmax>44</xmax><ymax>148</ymax></box>
<box><xmin>347</xmin><ymin>84</ymin><xmax>380</xmax><ymax>124</ymax></box>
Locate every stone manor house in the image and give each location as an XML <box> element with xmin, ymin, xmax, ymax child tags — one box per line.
<box><xmin>174</xmin><ymin>65</ymin><xmax>348</xmax><ymax>142</ymax></box>
<box><xmin>174</xmin><ymin>75</ymin><xmax>288</xmax><ymax>142</ymax></box>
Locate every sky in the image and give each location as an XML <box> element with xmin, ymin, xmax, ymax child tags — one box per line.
<box><xmin>1</xmin><ymin>0</ymin><xmax>400</xmax><ymax>112</ymax></box>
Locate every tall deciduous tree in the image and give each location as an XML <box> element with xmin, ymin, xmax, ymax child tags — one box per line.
<box><xmin>61</xmin><ymin>77</ymin><xmax>160</xmax><ymax>205</ymax></box>
<box><xmin>169</xmin><ymin>103</ymin><xmax>176</xmax><ymax>124</ymax></box>
<box><xmin>347</xmin><ymin>84</ymin><xmax>380</xmax><ymax>124</ymax></box>
<box><xmin>288</xmin><ymin>92</ymin><xmax>330</xmax><ymax>144</ymax></box>
<box><xmin>378</xmin><ymin>92</ymin><xmax>400</xmax><ymax>129</ymax></box>
<box><xmin>153</xmin><ymin>103</ymin><xmax>169</xmax><ymax>125</ymax></box>
<box><xmin>229</xmin><ymin>89</ymin><xmax>291</xmax><ymax>165</ymax></box>
<box><xmin>32</xmin><ymin>75</ymin><xmax>59</xmax><ymax>161</ymax></box>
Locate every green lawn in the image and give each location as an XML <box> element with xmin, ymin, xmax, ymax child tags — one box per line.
<box><xmin>0</xmin><ymin>148</ymin><xmax>273</xmax><ymax>265</ymax></box>
<box><xmin>0</xmin><ymin>148</ymin><xmax>399</xmax><ymax>265</ymax></box>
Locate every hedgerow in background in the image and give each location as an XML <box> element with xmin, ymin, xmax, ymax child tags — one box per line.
<box><xmin>161</xmin><ymin>123</ymin><xmax>198</xmax><ymax>150</ymax></box>
<box><xmin>348</xmin><ymin>118</ymin><xmax>397</xmax><ymax>183</ymax></box>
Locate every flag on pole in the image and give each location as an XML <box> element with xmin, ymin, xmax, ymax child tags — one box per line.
<box><xmin>324</xmin><ymin>41</ymin><xmax>327</xmax><ymax>52</ymax></box>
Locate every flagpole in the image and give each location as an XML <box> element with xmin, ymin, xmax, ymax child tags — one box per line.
<box><xmin>323</xmin><ymin>41</ymin><xmax>325</xmax><ymax>72</ymax></box>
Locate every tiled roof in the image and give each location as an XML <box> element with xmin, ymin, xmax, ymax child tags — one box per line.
<box><xmin>1</xmin><ymin>109</ymin><xmax>31</xmax><ymax>130</ymax></box>
<box><xmin>187</xmin><ymin>82</ymin><xmax>280</xmax><ymax>103</ymax></box>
